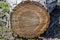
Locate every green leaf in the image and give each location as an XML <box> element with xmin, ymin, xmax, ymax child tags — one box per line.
<box><xmin>28</xmin><ymin>39</ymin><xmax>35</xmax><ymax>40</ymax></box>
<box><xmin>0</xmin><ymin>13</ymin><xmax>3</xmax><ymax>17</ymax></box>
<box><xmin>0</xmin><ymin>38</ymin><xmax>5</xmax><ymax>40</ymax></box>
<box><xmin>0</xmin><ymin>1</ymin><xmax>10</xmax><ymax>12</ymax></box>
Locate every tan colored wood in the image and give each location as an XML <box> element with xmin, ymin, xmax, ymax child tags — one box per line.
<box><xmin>10</xmin><ymin>1</ymin><xmax>50</xmax><ymax>38</ymax></box>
